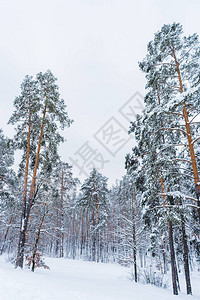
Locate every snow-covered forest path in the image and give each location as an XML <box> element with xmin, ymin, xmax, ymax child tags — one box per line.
<box><xmin>0</xmin><ymin>256</ymin><xmax>200</xmax><ymax>300</ymax></box>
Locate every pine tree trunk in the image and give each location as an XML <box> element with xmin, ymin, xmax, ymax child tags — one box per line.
<box><xmin>16</xmin><ymin>217</ymin><xmax>28</xmax><ymax>268</ymax></box>
<box><xmin>160</xmin><ymin>178</ymin><xmax>179</xmax><ymax>293</ymax></box>
<box><xmin>168</xmin><ymin>220</ymin><xmax>179</xmax><ymax>295</ymax></box>
<box><xmin>132</xmin><ymin>187</ymin><xmax>137</xmax><ymax>282</ymax></box>
<box><xmin>157</xmin><ymin>73</ymin><xmax>192</xmax><ymax>293</ymax></box>
<box><xmin>55</xmin><ymin>238</ymin><xmax>59</xmax><ymax>256</ymax></box>
<box><xmin>92</xmin><ymin>205</ymin><xmax>96</xmax><ymax>261</ymax></box>
<box><xmin>16</xmin><ymin>102</ymin><xmax>47</xmax><ymax>268</ymax></box>
<box><xmin>85</xmin><ymin>209</ymin><xmax>89</xmax><ymax>260</ymax></box>
<box><xmin>171</xmin><ymin>44</ymin><xmax>200</xmax><ymax>223</ymax></box>
<box><xmin>32</xmin><ymin>210</ymin><xmax>46</xmax><ymax>272</ymax></box>
<box><xmin>60</xmin><ymin>168</ymin><xmax>64</xmax><ymax>258</ymax></box>
<box><xmin>160</xmin><ymin>181</ymin><xmax>179</xmax><ymax>294</ymax></box>
<box><xmin>181</xmin><ymin>213</ymin><xmax>192</xmax><ymax>294</ymax></box>
<box><xmin>161</xmin><ymin>234</ymin><xmax>167</xmax><ymax>274</ymax></box>
<box><xmin>92</xmin><ymin>234</ymin><xmax>96</xmax><ymax>261</ymax></box>
<box><xmin>72</xmin><ymin>210</ymin><xmax>76</xmax><ymax>259</ymax></box>
<box><xmin>96</xmin><ymin>233</ymin><xmax>99</xmax><ymax>263</ymax></box>
<box><xmin>95</xmin><ymin>186</ymin><xmax>99</xmax><ymax>262</ymax></box>
<box><xmin>26</xmin><ymin>102</ymin><xmax>47</xmax><ymax>219</ymax></box>
<box><xmin>80</xmin><ymin>209</ymin><xmax>85</xmax><ymax>256</ymax></box>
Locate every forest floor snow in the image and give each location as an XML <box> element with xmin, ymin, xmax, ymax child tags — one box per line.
<box><xmin>0</xmin><ymin>255</ymin><xmax>200</xmax><ymax>300</ymax></box>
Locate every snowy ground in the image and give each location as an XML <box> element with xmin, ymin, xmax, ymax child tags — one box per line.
<box><xmin>0</xmin><ymin>256</ymin><xmax>200</xmax><ymax>300</ymax></box>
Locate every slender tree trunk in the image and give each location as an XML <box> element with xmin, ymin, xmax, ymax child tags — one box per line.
<box><xmin>27</xmin><ymin>102</ymin><xmax>47</xmax><ymax>218</ymax></box>
<box><xmin>55</xmin><ymin>202</ymin><xmax>60</xmax><ymax>257</ymax></box>
<box><xmin>160</xmin><ymin>233</ymin><xmax>167</xmax><ymax>274</ymax></box>
<box><xmin>76</xmin><ymin>209</ymin><xmax>82</xmax><ymax>258</ymax></box>
<box><xmin>72</xmin><ymin>209</ymin><xmax>76</xmax><ymax>259</ymax></box>
<box><xmin>16</xmin><ymin>101</ymin><xmax>47</xmax><ymax>268</ymax></box>
<box><xmin>168</xmin><ymin>220</ymin><xmax>178</xmax><ymax>295</ymax></box>
<box><xmin>132</xmin><ymin>185</ymin><xmax>137</xmax><ymax>282</ymax></box>
<box><xmin>95</xmin><ymin>192</ymin><xmax>99</xmax><ymax>262</ymax></box>
<box><xmin>85</xmin><ymin>209</ymin><xmax>89</xmax><ymax>260</ymax></box>
<box><xmin>156</xmin><ymin>84</ymin><xmax>180</xmax><ymax>287</ymax></box>
<box><xmin>106</xmin><ymin>216</ymin><xmax>110</xmax><ymax>263</ymax></box>
<box><xmin>80</xmin><ymin>209</ymin><xmax>85</xmax><ymax>256</ymax></box>
<box><xmin>160</xmin><ymin>182</ymin><xmax>179</xmax><ymax>294</ymax></box>
<box><xmin>180</xmin><ymin>213</ymin><xmax>192</xmax><ymax>294</ymax></box>
<box><xmin>32</xmin><ymin>209</ymin><xmax>46</xmax><ymax>272</ymax></box>
<box><xmin>171</xmin><ymin>44</ymin><xmax>200</xmax><ymax>222</ymax></box>
<box><xmin>92</xmin><ymin>205</ymin><xmax>96</xmax><ymax>261</ymax></box>
<box><xmin>60</xmin><ymin>168</ymin><xmax>64</xmax><ymax>258</ymax></box>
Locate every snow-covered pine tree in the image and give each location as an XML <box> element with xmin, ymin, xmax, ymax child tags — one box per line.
<box><xmin>9</xmin><ymin>71</ymin><xmax>73</xmax><ymax>268</ymax></box>
<box><xmin>127</xmin><ymin>22</ymin><xmax>200</xmax><ymax>295</ymax></box>
<box><xmin>8</xmin><ymin>75</ymin><xmax>41</xmax><ymax>267</ymax></box>
<box><xmin>139</xmin><ymin>22</ymin><xmax>200</xmax><ymax>223</ymax></box>
<box><xmin>138</xmin><ymin>22</ymin><xmax>200</xmax><ymax>295</ymax></box>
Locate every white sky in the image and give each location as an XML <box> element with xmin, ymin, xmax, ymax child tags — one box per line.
<box><xmin>0</xmin><ymin>0</ymin><xmax>200</xmax><ymax>186</ymax></box>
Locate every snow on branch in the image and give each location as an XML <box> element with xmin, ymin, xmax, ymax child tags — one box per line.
<box><xmin>152</xmin><ymin>127</ymin><xmax>188</xmax><ymax>137</ymax></box>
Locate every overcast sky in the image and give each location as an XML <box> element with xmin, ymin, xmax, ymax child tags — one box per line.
<box><xmin>0</xmin><ymin>0</ymin><xmax>200</xmax><ymax>186</ymax></box>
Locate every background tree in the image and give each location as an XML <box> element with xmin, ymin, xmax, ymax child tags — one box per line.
<box><xmin>77</xmin><ymin>169</ymin><xmax>109</xmax><ymax>262</ymax></box>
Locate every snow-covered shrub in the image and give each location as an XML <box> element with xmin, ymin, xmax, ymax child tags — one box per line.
<box><xmin>141</xmin><ymin>269</ymin><xmax>168</xmax><ymax>288</ymax></box>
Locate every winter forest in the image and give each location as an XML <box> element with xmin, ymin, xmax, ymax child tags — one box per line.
<box><xmin>1</xmin><ymin>22</ymin><xmax>200</xmax><ymax>298</ymax></box>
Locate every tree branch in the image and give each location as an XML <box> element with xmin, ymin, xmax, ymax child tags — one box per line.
<box><xmin>153</xmin><ymin>127</ymin><xmax>189</xmax><ymax>137</ymax></box>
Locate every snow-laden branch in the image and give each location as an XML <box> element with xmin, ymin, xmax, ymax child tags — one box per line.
<box><xmin>171</xmin><ymin>158</ymin><xmax>192</xmax><ymax>165</ymax></box>
<box><xmin>157</xmin><ymin>143</ymin><xmax>188</xmax><ymax>155</ymax></box>
<box><xmin>179</xmin><ymin>45</ymin><xmax>197</xmax><ymax>62</ymax></box>
<box><xmin>192</xmin><ymin>137</ymin><xmax>200</xmax><ymax>145</ymax></box>
<box><xmin>158</xmin><ymin>192</ymin><xmax>198</xmax><ymax>203</ymax></box>
<box><xmin>189</xmin><ymin>111</ymin><xmax>200</xmax><ymax>124</ymax></box>
<box><xmin>152</xmin><ymin>127</ymin><xmax>188</xmax><ymax>137</ymax></box>
<box><xmin>164</xmin><ymin>111</ymin><xmax>184</xmax><ymax>118</ymax></box>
